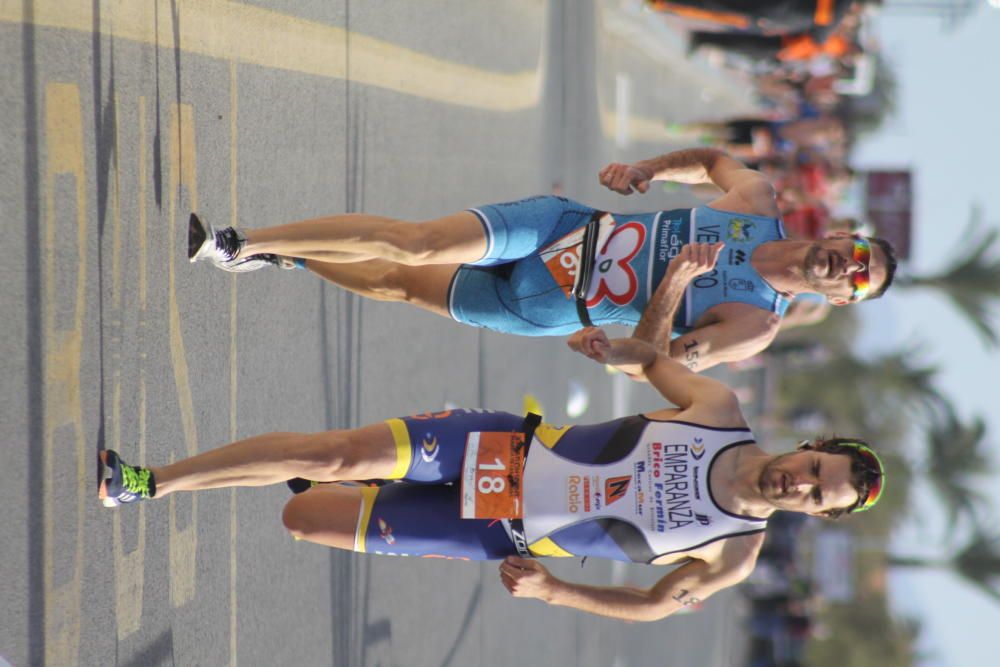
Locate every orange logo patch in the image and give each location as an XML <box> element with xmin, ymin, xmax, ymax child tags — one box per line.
<box><xmin>605</xmin><ymin>476</ymin><xmax>632</xmax><ymax>505</ymax></box>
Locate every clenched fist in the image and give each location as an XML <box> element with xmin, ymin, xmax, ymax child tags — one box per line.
<box><xmin>599</xmin><ymin>162</ymin><xmax>653</xmax><ymax>195</ymax></box>
<box><xmin>499</xmin><ymin>556</ymin><xmax>556</xmax><ymax>600</ymax></box>
<box><xmin>667</xmin><ymin>242</ymin><xmax>724</xmax><ymax>282</ymax></box>
<box><xmin>566</xmin><ymin>327</ymin><xmax>612</xmax><ymax>363</ymax></box>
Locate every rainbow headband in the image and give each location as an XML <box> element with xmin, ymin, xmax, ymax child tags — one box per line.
<box><xmin>845</xmin><ymin>441</ymin><xmax>885</xmax><ymax>512</ymax></box>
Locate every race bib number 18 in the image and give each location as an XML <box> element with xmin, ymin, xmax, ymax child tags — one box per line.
<box><xmin>461</xmin><ymin>431</ymin><xmax>526</xmax><ymax>519</ymax></box>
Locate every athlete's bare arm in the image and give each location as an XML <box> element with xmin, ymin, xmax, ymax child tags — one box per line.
<box><xmin>498</xmin><ymin>531</ymin><xmax>764</xmax><ymax>621</ymax></box>
<box><xmin>598</xmin><ymin>147</ymin><xmax>780</xmax><ymax>218</ymax></box>
<box><xmin>668</xmin><ymin>306</ymin><xmax>781</xmax><ymax>372</ymax></box>
<box><xmin>629</xmin><ymin>242</ymin><xmax>724</xmax><ymax>374</ymax></box>
<box><xmin>633</xmin><ymin>297</ymin><xmax>781</xmax><ymax>374</ymax></box>
<box><xmin>567</xmin><ymin>329</ymin><xmax>743</xmax><ymax>422</ymax></box>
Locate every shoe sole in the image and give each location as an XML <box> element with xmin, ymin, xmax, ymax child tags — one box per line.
<box><xmin>216</xmin><ymin>255</ymin><xmax>274</xmax><ymax>273</ymax></box>
<box><xmin>188</xmin><ymin>213</ymin><xmax>210</xmax><ymax>262</ymax></box>
<box><xmin>97</xmin><ymin>450</ymin><xmax>121</xmax><ymax>507</ymax></box>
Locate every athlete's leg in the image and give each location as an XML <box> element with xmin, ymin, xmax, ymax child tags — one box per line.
<box><xmin>305</xmin><ymin>259</ymin><xmax>458</xmax><ymax>318</ymax></box>
<box><xmin>282</xmin><ymin>481</ymin><xmax>517</xmax><ymax>559</ymax></box>
<box><xmin>148</xmin><ymin>422</ymin><xmax>399</xmax><ymax>498</ymax></box>
<box><xmin>283</xmin><ymin>409</ymin><xmax>529</xmax><ymax>555</ymax></box>
<box><xmin>241</xmin><ymin>211</ymin><xmax>487</xmax><ymax>266</ymax></box>
<box><xmin>281</xmin><ymin>483</ymin><xmax>363</xmax><ymax>550</ymax></box>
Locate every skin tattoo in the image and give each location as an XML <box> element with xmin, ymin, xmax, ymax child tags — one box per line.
<box><xmin>683</xmin><ymin>339</ymin><xmax>700</xmax><ymax>370</ymax></box>
<box><xmin>672</xmin><ymin>589</ymin><xmax>701</xmax><ymax>607</ymax></box>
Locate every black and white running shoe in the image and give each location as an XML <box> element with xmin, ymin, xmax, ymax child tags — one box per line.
<box><xmin>189</xmin><ymin>214</ymin><xmax>299</xmax><ymax>272</ymax></box>
<box><xmin>188</xmin><ymin>213</ymin><xmax>246</xmax><ymax>265</ymax></box>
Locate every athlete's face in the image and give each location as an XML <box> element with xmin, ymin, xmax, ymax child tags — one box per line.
<box><xmin>802</xmin><ymin>234</ymin><xmax>888</xmax><ymax>305</ymax></box>
<box><xmin>758</xmin><ymin>448</ymin><xmax>859</xmax><ymax>516</ymax></box>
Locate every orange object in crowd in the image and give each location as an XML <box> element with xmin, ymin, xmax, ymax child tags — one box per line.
<box><xmin>778</xmin><ymin>34</ymin><xmax>849</xmax><ymax>62</ymax></box>
<box><xmin>815</xmin><ymin>0</ymin><xmax>835</xmax><ymax>26</ymax></box>
<box><xmin>646</xmin><ymin>1</ymin><xmax>750</xmax><ymax>28</ymax></box>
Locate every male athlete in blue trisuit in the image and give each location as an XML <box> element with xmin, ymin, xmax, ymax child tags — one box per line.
<box><xmin>188</xmin><ymin>147</ymin><xmax>896</xmax><ymax>373</ymax></box>
<box><xmin>99</xmin><ymin>325</ymin><xmax>885</xmax><ymax>621</ymax></box>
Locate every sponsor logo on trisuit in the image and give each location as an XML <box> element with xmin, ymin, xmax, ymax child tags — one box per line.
<box><xmin>420</xmin><ymin>434</ymin><xmax>440</xmax><ymax>463</ymax></box>
<box><xmin>727</xmin><ymin>219</ymin><xmax>755</xmax><ymax>241</ymax></box>
<box><xmin>568</xmin><ymin>475</ymin><xmax>583</xmax><ymax>513</ymax></box>
<box><xmin>605</xmin><ymin>476</ymin><xmax>632</xmax><ymax>505</ymax></box>
<box><xmin>585</xmin><ymin>222</ymin><xmax>647</xmax><ymax>308</ymax></box>
<box><xmin>377</xmin><ymin>518</ymin><xmax>395</xmax><ymax>545</ymax></box>
<box><xmin>690</xmin><ymin>437</ymin><xmax>705</xmax><ymax>461</ymax></box>
<box><xmin>651</xmin><ymin>444</ymin><xmax>697</xmax><ymax>531</ymax></box>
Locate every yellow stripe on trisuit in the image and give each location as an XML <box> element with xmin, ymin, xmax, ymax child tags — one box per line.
<box><xmin>353</xmin><ymin>486</ymin><xmax>380</xmax><ymax>553</ymax></box>
<box><xmin>533</xmin><ymin>423</ymin><xmax>572</xmax><ymax>449</ymax></box>
<box><xmin>385</xmin><ymin>418</ymin><xmax>412</xmax><ymax>479</ymax></box>
<box><xmin>529</xmin><ymin>537</ymin><xmax>573</xmax><ymax>557</ymax></box>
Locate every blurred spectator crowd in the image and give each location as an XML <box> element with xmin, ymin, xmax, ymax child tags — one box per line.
<box><xmin>643</xmin><ymin>6</ymin><xmax>893</xmax><ymax>664</ymax></box>
<box><xmin>740</xmin><ymin>513</ymin><xmax>825</xmax><ymax>667</ymax></box>
<box><xmin>650</xmin><ymin>0</ymin><xmax>886</xmax><ymax>243</ymax></box>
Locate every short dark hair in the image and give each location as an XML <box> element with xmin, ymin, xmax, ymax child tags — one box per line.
<box><xmin>808</xmin><ymin>437</ymin><xmax>882</xmax><ymax>519</ymax></box>
<box><xmin>865</xmin><ymin>236</ymin><xmax>897</xmax><ymax>300</ymax></box>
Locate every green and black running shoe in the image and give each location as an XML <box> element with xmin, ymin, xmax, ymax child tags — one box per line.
<box><xmin>98</xmin><ymin>449</ymin><xmax>155</xmax><ymax>507</ymax></box>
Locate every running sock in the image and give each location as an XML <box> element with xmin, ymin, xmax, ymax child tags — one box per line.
<box><xmin>146</xmin><ymin>469</ymin><xmax>157</xmax><ymax>498</ymax></box>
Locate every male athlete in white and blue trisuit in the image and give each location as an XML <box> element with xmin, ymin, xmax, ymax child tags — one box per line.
<box><xmin>188</xmin><ymin>147</ymin><xmax>896</xmax><ymax>373</ymax></box>
<box><xmin>100</xmin><ymin>324</ymin><xmax>885</xmax><ymax>621</ymax></box>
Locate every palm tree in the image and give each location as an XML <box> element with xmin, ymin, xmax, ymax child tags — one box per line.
<box><xmin>807</xmin><ymin>600</ymin><xmax>920</xmax><ymax>667</ymax></box>
<box><xmin>887</xmin><ymin>529</ymin><xmax>1000</xmax><ymax>603</ymax></box>
<box><xmin>896</xmin><ymin>209</ymin><xmax>1000</xmax><ymax>347</ymax></box>
<box><xmin>779</xmin><ymin>346</ymin><xmax>948</xmax><ymax>440</ymax></box>
<box><xmin>923</xmin><ymin>411</ymin><xmax>993</xmax><ymax>533</ymax></box>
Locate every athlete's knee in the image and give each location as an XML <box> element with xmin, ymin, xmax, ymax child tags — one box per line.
<box><xmin>345</xmin><ymin>264</ymin><xmax>426</xmax><ymax>305</ymax></box>
<box><xmin>376</xmin><ymin>265</ymin><xmax>423</xmax><ymax>303</ymax></box>
<box><xmin>281</xmin><ymin>495</ymin><xmax>329</xmax><ymax>541</ymax></box>
<box><xmin>376</xmin><ymin>221</ymin><xmax>448</xmax><ymax>264</ymax></box>
<box><xmin>282</xmin><ymin>496</ymin><xmax>310</xmax><ymax>539</ymax></box>
<box><xmin>282</xmin><ymin>491</ymin><xmax>360</xmax><ymax>551</ymax></box>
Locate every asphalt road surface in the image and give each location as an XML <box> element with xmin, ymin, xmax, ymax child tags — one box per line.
<box><xmin>2</xmin><ymin>1</ymin><xmax>762</xmax><ymax>665</ymax></box>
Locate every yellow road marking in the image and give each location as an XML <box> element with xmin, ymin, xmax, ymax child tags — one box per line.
<box><xmin>0</xmin><ymin>0</ymin><xmax>542</xmax><ymax>111</ymax></box>
<box><xmin>168</xmin><ymin>102</ymin><xmax>199</xmax><ymax>608</ymax></box>
<box><xmin>42</xmin><ymin>81</ymin><xmax>86</xmax><ymax>667</ymax></box>
<box><xmin>137</xmin><ymin>97</ymin><xmax>150</xmax><ymax>630</ymax></box>
<box><xmin>139</xmin><ymin>96</ymin><xmax>148</xmax><ymax>313</ymax></box>
<box><xmin>112</xmin><ymin>95</ymin><xmax>148</xmax><ymax>641</ymax></box>
<box><xmin>228</xmin><ymin>59</ymin><xmax>239</xmax><ymax>667</ymax></box>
